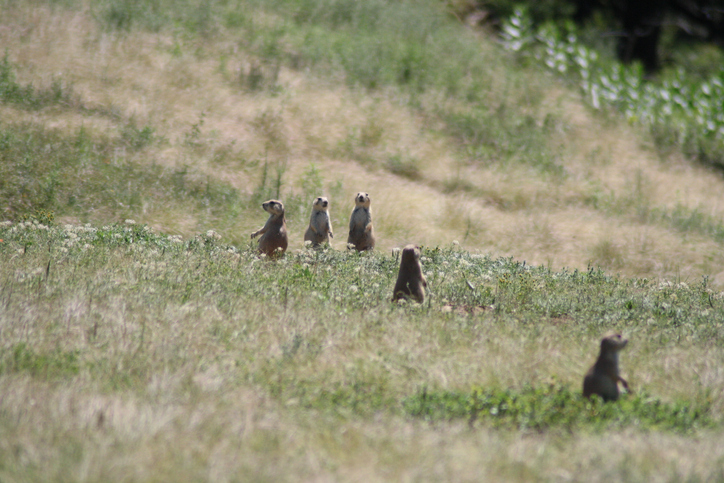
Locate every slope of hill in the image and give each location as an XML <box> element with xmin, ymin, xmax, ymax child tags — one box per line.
<box><xmin>1</xmin><ymin>1</ymin><xmax>724</xmax><ymax>480</ymax></box>
<box><xmin>3</xmin><ymin>0</ymin><xmax>724</xmax><ymax>285</ymax></box>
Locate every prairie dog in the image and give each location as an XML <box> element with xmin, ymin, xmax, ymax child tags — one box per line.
<box><xmin>583</xmin><ymin>333</ymin><xmax>630</xmax><ymax>402</ymax></box>
<box><xmin>304</xmin><ymin>196</ymin><xmax>333</xmax><ymax>248</ymax></box>
<box><xmin>347</xmin><ymin>192</ymin><xmax>375</xmax><ymax>251</ymax></box>
<box><xmin>392</xmin><ymin>245</ymin><xmax>427</xmax><ymax>303</ymax></box>
<box><xmin>250</xmin><ymin>199</ymin><xmax>288</xmax><ymax>257</ymax></box>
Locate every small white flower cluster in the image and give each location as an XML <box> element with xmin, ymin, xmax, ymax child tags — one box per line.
<box><xmin>8</xmin><ymin>220</ymin><xmax>50</xmax><ymax>231</ymax></box>
<box><xmin>205</xmin><ymin>230</ymin><xmax>221</xmax><ymax>241</ymax></box>
<box><xmin>657</xmin><ymin>281</ymin><xmax>690</xmax><ymax>290</ymax></box>
<box><xmin>63</xmin><ymin>223</ymin><xmax>97</xmax><ymax>234</ymax></box>
<box><xmin>63</xmin><ymin>231</ymin><xmax>79</xmax><ymax>248</ymax></box>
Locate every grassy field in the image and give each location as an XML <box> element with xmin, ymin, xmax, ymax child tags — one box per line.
<box><xmin>2</xmin><ymin>0</ymin><xmax>724</xmax><ymax>480</ymax></box>
<box><xmin>1</xmin><ymin>220</ymin><xmax>723</xmax><ymax>481</ymax></box>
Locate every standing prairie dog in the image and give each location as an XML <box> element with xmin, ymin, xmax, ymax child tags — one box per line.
<box><xmin>392</xmin><ymin>245</ymin><xmax>427</xmax><ymax>303</ymax></box>
<box><xmin>250</xmin><ymin>199</ymin><xmax>288</xmax><ymax>258</ymax></box>
<box><xmin>347</xmin><ymin>192</ymin><xmax>375</xmax><ymax>251</ymax></box>
<box><xmin>583</xmin><ymin>333</ymin><xmax>630</xmax><ymax>402</ymax></box>
<box><xmin>304</xmin><ymin>196</ymin><xmax>333</xmax><ymax>248</ymax></box>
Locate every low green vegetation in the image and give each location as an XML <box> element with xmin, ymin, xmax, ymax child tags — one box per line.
<box><xmin>0</xmin><ymin>53</ymin><xmax>75</xmax><ymax>109</ymax></box>
<box><xmin>405</xmin><ymin>384</ymin><xmax>714</xmax><ymax>433</ymax></box>
<box><xmin>0</xmin><ymin>116</ymin><xmax>253</xmax><ymax>239</ymax></box>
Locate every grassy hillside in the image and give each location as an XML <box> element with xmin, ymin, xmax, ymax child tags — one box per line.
<box><xmin>3</xmin><ymin>0</ymin><xmax>724</xmax><ymax>284</ymax></box>
<box><xmin>2</xmin><ymin>0</ymin><xmax>724</xmax><ymax>480</ymax></box>
<box><xmin>1</xmin><ymin>220</ymin><xmax>723</xmax><ymax>481</ymax></box>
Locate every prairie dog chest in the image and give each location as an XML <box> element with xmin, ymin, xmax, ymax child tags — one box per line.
<box><xmin>350</xmin><ymin>207</ymin><xmax>370</xmax><ymax>226</ymax></box>
<box><xmin>312</xmin><ymin>210</ymin><xmax>330</xmax><ymax>223</ymax></box>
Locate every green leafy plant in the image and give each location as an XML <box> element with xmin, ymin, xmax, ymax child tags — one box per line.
<box><xmin>501</xmin><ymin>9</ymin><xmax>724</xmax><ymax>168</ymax></box>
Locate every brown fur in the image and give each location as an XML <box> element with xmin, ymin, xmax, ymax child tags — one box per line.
<box><xmin>392</xmin><ymin>245</ymin><xmax>427</xmax><ymax>303</ymax></box>
<box><xmin>583</xmin><ymin>333</ymin><xmax>630</xmax><ymax>402</ymax></box>
<box><xmin>347</xmin><ymin>192</ymin><xmax>375</xmax><ymax>251</ymax></box>
<box><xmin>250</xmin><ymin>199</ymin><xmax>288</xmax><ymax>258</ymax></box>
<box><xmin>304</xmin><ymin>196</ymin><xmax>333</xmax><ymax>248</ymax></box>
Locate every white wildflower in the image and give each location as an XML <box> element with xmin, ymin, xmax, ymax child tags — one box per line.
<box><xmin>0</xmin><ymin>221</ymin><xmax>12</xmax><ymax>228</ymax></box>
<box><xmin>125</xmin><ymin>219</ymin><xmax>136</xmax><ymax>225</ymax></box>
<box><xmin>205</xmin><ymin>230</ymin><xmax>221</xmax><ymax>240</ymax></box>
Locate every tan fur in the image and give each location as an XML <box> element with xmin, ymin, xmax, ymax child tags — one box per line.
<box><xmin>392</xmin><ymin>245</ymin><xmax>427</xmax><ymax>303</ymax></box>
<box><xmin>583</xmin><ymin>333</ymin><xmax>630</xmax><ymax>402</ymax></box>
<box><xmin>347</xmin><ymin>192</ymin><xmax>375</xmax><ymax>251</ymax></box>
<box><xmin>304</xmin><ymin>196</ymin><xmax>333</xmax><ymax>248</ymax></box>
<box><xmin>250</xmin><ymin>199</ymin><xmax>288</xmax><ymax>258</ymax></box>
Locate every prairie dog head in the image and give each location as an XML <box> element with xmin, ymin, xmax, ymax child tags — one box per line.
<box><xmin>401</xmin><ymin>245</ymin><xmax>421</xmax><ymax>264</ymax></box>
<box><xmin>600</xmin><ymin>333</ymin><xmax>627</xmax><ymax>361</ymax></box>
<box><xmin>312</xmin><ymin>196</ymin><xmax>330</xmax><ymax>212</ymax></box>
<box><xmin>262</xmin><ymin>199</ymin><xmax>285</xmax><ymax>217</ymax></box>
<box><xmin>354</xmin><ymin>192</ymin><xmax>371</xmax><ymax>208</ymax></box>
<box><xmin>600</xmin><ymin>333</ymin><xmax>627</xmax><ymax>351</ymax></box>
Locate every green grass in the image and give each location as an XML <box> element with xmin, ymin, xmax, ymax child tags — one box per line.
<box><xmin>0</xmin><ymin>53</ymin><xmax>75</xmax><ymax>109</ymax></box>
<box><xmin>0</xmin><ymin>119</ymin><xmax>251</xmax><ymax>234</ymax></box>
<box><xmin>404</xmin><ymin>384</ymin><xmax>714</xmax><ymax>433</ymax></box>
<box><xmin>0</xmin><ymin>342</ymin><xmax>81</xmax><ymax>378</ymax></box>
